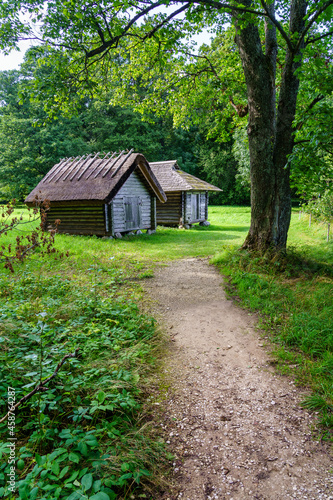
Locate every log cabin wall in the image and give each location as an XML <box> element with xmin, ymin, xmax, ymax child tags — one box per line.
<box><xmin>156</xmin><ymin>191</ymin><xmax>182</xmax><ymax>226</ymax></box>
<box><xmin>46</xmin><ymin>204</ymin><xmax>106</xmax><ymax>236</ymax></box>
<box><xmin>201</xmin><ymin>192</ymin><xmax>208</xmax><ymax>220</ymax></box>
<box><xmin>110</xmin><ymin>169</ymin><xmax>153</xmax><ymax>235</ymax></box>
<box><xmin>184</xmin><ymin>192</ymin><xmax>208</xmax><ymax>224</ymax></box>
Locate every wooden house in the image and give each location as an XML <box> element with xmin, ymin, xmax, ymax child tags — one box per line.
<box><xmin>149</xmin><ymin>160</ymin><xmax>222</xmax><ymax>227</ymax></box>
<box><xmin>25</xmin><ymin>150</ymin><xmax>167</xmax><ymax>237</ymax></box>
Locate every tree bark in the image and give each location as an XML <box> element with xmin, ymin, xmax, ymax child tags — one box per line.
<box><xmin>271</xmin><ymin>0</ymin><xmax>306</xmax><ymax>249</ymax></box>
<box><xmin>233</xmin><ymin>0</ymin><xmax>306</xmax><ymax>252</ymax></box>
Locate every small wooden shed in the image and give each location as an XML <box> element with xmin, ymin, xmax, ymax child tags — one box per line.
<box><xmin>149</xmin><ymin>160</ymin><xmax>222</xmax><ymax>227</ymax></box>
<box><xmin>25</xmin><ymin>150</ymin><xmax>167</xmax><ymax>237</ymax></box>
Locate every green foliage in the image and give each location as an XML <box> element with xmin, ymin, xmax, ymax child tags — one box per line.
<box><xmin>0</xmin><ymin>0</ymin><xmax>333</xmax><ymax>251</ymax></box>
<box><xmin>107</xmin><ymin>27</ymin><xmax>247</xmax><ymax>142</ymax></box>
<box><xmin>0</xmin><ymin>69</ymin><xmax>89</xmax><ymax>200</ymax></box>
<box><xmin>196</xmin><ymin>139</ymin><xmax>250</xmax><ymax>205</ymax></box>
<box><xmin>0</xmin><ymin>199</ymin><xmax>64</xmax><ymax>273</ymax></box>
<box><xmin>0</xmin><ymin>64</ymin><xmax>205</xmax><ymax>201</ymax></box>
<box><xmin>303</xmin><ymin>191</ymin><xmax>333</xmax><ymax>226</ymax></box>
<box><xmin>0</xmin><ymin>266</ymin><xmax>165</xmax><ymax>498</ymax></box>
<box><xmin>290</xmin><ymin>47</ymin><xmax>333</xmax><ymax>199</ymax></box>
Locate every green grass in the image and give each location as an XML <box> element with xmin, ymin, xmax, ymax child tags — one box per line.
<box><xmin>212</xmin><ymin>219</ymin><xmax>333</xmax><ymax>440</ymax></box>
<box><xmin>288</xmin><ymin>209</ymin><xmax>333</xmax><ymax>264</ymax></box>
<box><xmin>46</xmin><ymin>206</ymin><xmax>250</xmax><ymax>264</ymax></box>
<box><xmin>1</xmin><ymin>204</ymin><xmax>333</xmax><ymax>500</ymax></box>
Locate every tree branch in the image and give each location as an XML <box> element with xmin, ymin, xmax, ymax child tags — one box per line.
<box><xmin>229</xmin><ymin>96</ymin><xmax>248</xmax><ymax>117</ymax></box>
<box><xmin>190</xmin><ymin>0</ymin><xmax>266</xmax><ymax>17</ymax></box>
<box><xmin>295</xmin><ymin>0</ymin><xmax>333</xmax><ymax>52</ymax></box>
<box><xmin>296</xmin><ymin>94</ymin><xmax>325</xmax><ymax>131</ymax></box>
<box><xmin>183</xmin><ymin>51</ymin><xmax>223</xmax><ymax>82</ymax></box>
<box><xmin>142</xmin><ymin>3</ymin><xmax>190</xmax><ymax>41</ymax></box>
<box><xmin>306</xmin><ymin>29</ymin><xmax>333</xmax><ymax>45</ymax></box>
<box><xmin>260</xmin><ymin>0</ymin><xmax>293</xmax><ymax>52</ymax></box>
<box><xmin>85</xmin><ymin>1</ymin><xmax>164</xmax><ymax>58</ymax></box>
<box><xmin>83</xmin><ymin>0</ymin><xmax>272</xmax><ymax>59</ymax></box>
<box><xmin>0</xmin><ymin>349</ymin><xmax>79</xmax><ymax>424</ymax></box>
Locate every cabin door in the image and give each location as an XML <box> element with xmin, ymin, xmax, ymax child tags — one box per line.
<box><xmin>191</xmin><ymin>193</ymin><xmax>200</xmax><ymax>220</ymax></box>
<box><xmin>124</xmin><ymin>196</ymin><xmax>142</xmax><ymax>230</ymax></box>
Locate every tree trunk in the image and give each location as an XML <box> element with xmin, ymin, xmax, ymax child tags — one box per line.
<box><xmin>233</xmin><ymin>0</ymin><xmax>306</xmax><ymax>252</ymax></box>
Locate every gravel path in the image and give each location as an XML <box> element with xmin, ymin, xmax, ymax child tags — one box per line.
<box><xmin>143</xmin><ymin>258</ymin><xmax>332</xmax><ymax>500</ymax></box>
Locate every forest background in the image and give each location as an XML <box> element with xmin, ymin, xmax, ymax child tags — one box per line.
<box><xmin>0</xmin><ymin>22</ymin><xmax>331</xmax><ymax>209</ymax></box>
<box><xmin>0</xmin><ymin>48</ymin><xmax>250</xmax><ymax>206</ymax></box>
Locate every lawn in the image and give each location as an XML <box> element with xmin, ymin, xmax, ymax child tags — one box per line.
<box><xmin>4</xmin><ymin>205</ymin><xmax>332</xmax><ymax>265</ymax></box>
<box><xmin>53</xmin><ymin>205</ymin><xmax>333</xmax><ymax>264</ymax></box>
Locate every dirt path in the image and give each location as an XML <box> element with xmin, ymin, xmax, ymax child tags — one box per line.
<box><xmin>143</xmin><ymin>258</ymin><xmax>332</xmax><ymax>500</ymax></box>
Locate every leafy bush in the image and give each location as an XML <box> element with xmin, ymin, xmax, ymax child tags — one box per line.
<box><xmin>0</xmin><ymin>271</ymin><xmax>164</xmax><ymax>498</ymax></box>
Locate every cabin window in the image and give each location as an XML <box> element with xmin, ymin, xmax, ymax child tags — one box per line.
<box><xmin>124</xmin><ymin>196</ymin><xmax>142</xmax><ymax>230</ymax></box>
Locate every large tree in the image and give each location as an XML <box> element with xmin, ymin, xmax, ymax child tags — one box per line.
<box><xmin>0</xmin><ymin>0</ymin><xmax>332</xmax><ymax>250</ymax></box>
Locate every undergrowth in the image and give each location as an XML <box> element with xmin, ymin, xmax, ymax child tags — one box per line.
<box><xmin>212</xmin><ymin>247</ymin><xmax>333</xmax><ymax>441</ymax></box>
<box><xmin>0</xmin><ymin>263</ymin><xmax>167</xmax><ymax>499</ymax></box>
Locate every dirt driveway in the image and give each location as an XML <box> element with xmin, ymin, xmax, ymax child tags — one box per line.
<box><xmin>143</xmin><ymin>258</ymin><xmax>332</xmax><ymax>500</ymax></box>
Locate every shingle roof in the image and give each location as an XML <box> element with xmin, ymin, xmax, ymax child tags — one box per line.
<box><xmin>149</xmin><ymin>160</ymin><xmax>222</xmax><ymax>192</ymax></box>
<box><xmin>25</xmin><ymin>151</ymin><xmax>167</xmax><ymax>204</ymax></box>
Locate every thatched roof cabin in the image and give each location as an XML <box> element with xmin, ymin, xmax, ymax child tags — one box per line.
<box><xmin>25</xmin><ymin>150</ymin><xmax>167</xmax><ymax>237</ymax></box>
<box><xmin>149</xmin><ymin>160</ymin><xmax>222</xmax><ymax>227</ymax></box>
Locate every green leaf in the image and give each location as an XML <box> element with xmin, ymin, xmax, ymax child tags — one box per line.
<box><xmin>65</xmin><ymin>470</ymin><xmax>80</xmax><ymax>483</ymax></box>
<box><xmin>51</xmin><ymin>461</ymin><xmax>60</xmax><ymax>476</ymax></box>
<box><xmin>30</xmin><ymin>487</ymin><xmax>39</xmax><ymax>500</ymax></box>
<box><xmin>66</xmin><ymin>492</ymin><xmax>82</xmax><ymax>500</ymax></box>
<box><xmin>89</xmin><ymin>493</ymin><xmax>111</xmax><ymax>500</ymax></box>
<box><xmin>85</xmin><ymin>438</ymin><xmax>98</xmax><ymax>446</ymax></box>
<box><xmin>121</xmin><ymin>463</ymin><xmax>130</xmax><ymax>472</ymax></box>
<box><xmin>22</xmin><ymin>381</ymin><xmax>37</xmax><ymax>388</ymax></box>
<box><xmin>97</xmin><ymin>391</ymin><xmax>106</xmax><ymax>403</ymax></box>
<box><xmin>81</xmin><ymin>473</ymin><xmax>93</xmax><ymax>492</ymax></box>
<box><xmin>17</xmin><ymin>459</ymin><xmax>24</xmax><ymax>470</ymax></box>
<box><xmin>48</xmin><ymin>448</ymin><xmax>68</xmax><ymax>460</ymax></box>
<box><xmin>59</xmin><ymin>465</ymin><xmax>69</xmax><ymax>479</ymax></box>
<box><xmin>78</xmin><ymin>442</ymin><xmax>88</xmax><ymax>456</ymax></box>
<box><xmin>79</xmin><ymin>467</ymin><xmax>89</xmax><ymax>478</ymax></box>
<box><xmin>69</xmin><ymin>452</ymin><xmax>80</xmax><ymax>463</ymax></box>
<box><xmin>92</xmin><ymin>479</ymin><xmax>102</xmax><ymax>493</ymax></box>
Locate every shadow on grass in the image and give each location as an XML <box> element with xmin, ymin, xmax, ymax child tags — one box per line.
<box><xmin>57</xmin><ymin>224</ymin><xmax>247</xmax><ymax>261</ymax></box>
<box><xmin>197</xmin><ymin>225</ymin><xmax>249</xmax><ymax>233</ymax></box>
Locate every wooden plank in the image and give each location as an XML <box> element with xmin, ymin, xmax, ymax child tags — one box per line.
<box><xmin>48</xmin><ymin>209</ymin><xmax>104</xmax><ymax>214</ymax></box>
<box><xmin>56</xmin><ymin>224</ymin><xmax>105</xmax><ymax>231</ymax></box>
<box><xmin>48</xmin><ymin>218</ymin><xmax>104</xmax><ymax>224</ymax></box>
<box><xmin>57</xmin><ymin>230</ymin><xmax>106</xmax><ymax>236</ymax></box>
<box><xmin>49</xmin><ymin>204</ymin><xmax>103</xmax><ymax>209</ymax></box>
<box><xmin>48</xmin><ymin>213</ymin><xmax>104</xmax><ymax>218</ymax></box>
<box><xmin>56</xmin><ymin>224</ymin><xmax>106</xmax><ymax>231</ymax></box>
